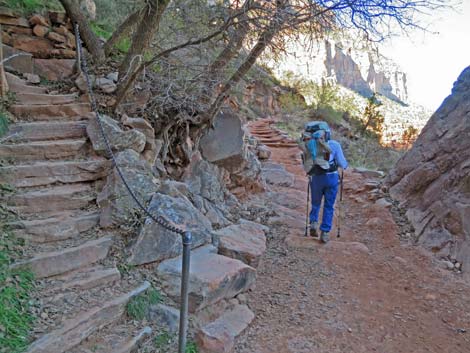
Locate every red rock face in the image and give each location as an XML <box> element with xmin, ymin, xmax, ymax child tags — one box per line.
<box><xmin>387</xmin><ymin>66</ymin><xmax>470</xmax><ymax>279</ymax></box>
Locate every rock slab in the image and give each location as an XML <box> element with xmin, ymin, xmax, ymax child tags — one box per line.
<box><xmin>387</xmin><ymin>66</ymin><xmax>470</xmax><ymax>272</ymax></box>
<box><xmin>157</xmin><ymin>245</ymin><xmax>256</xmax><ymax>312</ymax></box>
<box><xmin>196</xmin><ymin>304</ymin><xmax>255</xmax><ymax>353</ymax></box>
<box><xmin>215</xmin><ymin>221</ymin><xmax>267</xmax><ymax>267</ymax></box>
<box><xmin>128</xmin><ymin>191</ymin><xmax>212</xmax><ymax>265</ymax></box>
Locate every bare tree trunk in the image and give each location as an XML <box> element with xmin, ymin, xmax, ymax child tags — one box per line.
<box><xmin>117</xmin><ymin>0</ymin><xmax>170</xmax><ymax>97</ymax></box>
<box><xmin>206</xmin><ymin>0</ymin><xmax>252</xmax><ymax>79</ymax></box>
<box><xmin>59</xmin><ymin>0</ymin><xmax>105</xmax><ymax>63</ymax></box>
<box><xmin>104</xmin><ymin>8</ymin><xmax>142</xmax><ymax>56</ymax></box>
<box><xmin>202</xmin><ymin>6</ymin><xmax>286</xmax><ymax>126</ymax></box>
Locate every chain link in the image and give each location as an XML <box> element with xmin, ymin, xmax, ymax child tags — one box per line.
<box><xmin>74</xmin><ymin>24</ymin><xmax>185</xmax><ymax>236</ymax></box>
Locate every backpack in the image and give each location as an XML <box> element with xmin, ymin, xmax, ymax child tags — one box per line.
<box><xmin>299</xmin><ymin>121</ymin><xmax>336</xmax><ymax>176</ymax></box>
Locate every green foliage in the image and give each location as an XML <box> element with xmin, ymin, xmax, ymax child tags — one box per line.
<box><xmin>117</xmin><ymin>263</ymin><xmax>135</xmax><ymax>276</ymax></box>
<box><xmin>278</xmin><ymin>92</ymin><xmax>307</xmax><ymax>112</ymax></box>
<box><xmin>185</xmin><ymin>341</ymin><xmax>199</xmax><ymax>353</ymax></box>
<box><xmin>341</xmin><ymin>135</ymin><xmax>404</xmax><ymax>172</ymax></box>
<box><xmin>311</xmin><ymin>80</ymin><xmax>341</xmax><ymax>110</ymax></box>
<box><xmin>94</xmin><ymin>0</ymin><xmax>142</xmax><ymax>31</ymax></box>
<box><xmin>115</xmin><ymin>37</ymin><xmax>131</xmax><ymax>53</ymax></box>
<box><xmin>154</xmin><ymin>331</ymin><xmax>173</xmax><ymax>348</ymax></box>
<box><xmin>401</xmin><ymin>125</ymin><xmax>418</xmax><ymax>147</ymax></box>
<box><xmin>0</xmin><ymin>185</ymin><xmax>35</xmax><ymax>353</ymax></box>
<box><xmin>0</xmin><ymin>0</ymin><xmax>61</xmax><ymax>15</ymax></box>
<box><xmin>90</xmin><ymin>22</ymin><xmax>113</xmax><ymax>40</ymax></box>
<box><xmin>361</xmin><ymin>93</ymin><xmax>384</xmax><ymax>140</ymax></box>
<box><xmin>126</xmin><ymin>287</ymin><xmax>161</xmax><ymax>321</ymax></box>
<box><xmin>0</xmin><ymin>112</ymin><xmax>8</xmax><ymax>139</ymax></box>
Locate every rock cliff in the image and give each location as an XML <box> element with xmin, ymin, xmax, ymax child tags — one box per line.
<box><xmin>387</xmin><ymin>66</ymin><xmax>470</xmax><ymax>278</ymax></box>
<box><xmin>271</xmin><ymin>37</ymin><xmax>408</xmax><ymax>104</ymax></box>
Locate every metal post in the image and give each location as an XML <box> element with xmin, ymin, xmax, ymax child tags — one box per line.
<box><xmin>337</xmin><ymin>170</ymin><xmax>344</xmax><ymax>238</ymax></box>
<box><xmin>178</xmin><ymin>231</ymin><xmax>192</xmax><ymax>353</ymax></box>
<box><xmin>304</xmin><ymin>176</ymin><xmax>310</xmax><ymax>236</ymax></box>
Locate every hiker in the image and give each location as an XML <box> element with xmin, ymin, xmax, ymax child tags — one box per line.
<box><xmin>300</xmin><ymin>121</ymin><xmax>348</xmax><ymax>243</ymax></box>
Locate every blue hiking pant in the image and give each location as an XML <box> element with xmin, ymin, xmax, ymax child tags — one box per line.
<box><xmin>309</xmin><ymin>172</ymin><xmax>339</xmax><ymax>232</ymax></box>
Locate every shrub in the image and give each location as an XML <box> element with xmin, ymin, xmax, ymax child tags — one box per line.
<box><xmin>126</xmin><ymin>287</ymin><xmax>161</xmax><ymax>321</ymax></box>
<box><xmin>0</xmin><ymin>184</ymin><xmax>35</xmax><ymax>353</ymax></box>
<box><xmin>1</xmin><ymin>0</ymin><xmax>61</xmax><ymax>15</ymax></box>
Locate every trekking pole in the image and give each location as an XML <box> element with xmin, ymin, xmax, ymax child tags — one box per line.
<box><xmin>337</xmin><ymin>169</ymin><xmax>344</xmax><ymax>238</ymax></box>
<box><xmin>305</xmin><ymin>176</ymin><xmax>310</xmax><ymax>237</ymax></box>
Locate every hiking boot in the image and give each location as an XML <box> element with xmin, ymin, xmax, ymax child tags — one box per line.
<box><xmin>320</xmin><ymin>231</ymin><xmax>330</xmax><ymax>244</ymax></box>
<box><xmin>309</xmin><ymin>222</ymin><xmax>319</xmax><ymax>237</ymax></box>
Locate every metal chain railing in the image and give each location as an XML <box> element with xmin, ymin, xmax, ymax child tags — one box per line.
<box><xmin>75</xmin><ymin>25</ymin><xmax>185</xmax><ymax>236</ymax></box>
<box><xmin>74</xmin><ymin>24</ymin><xmax>191</xmax><ymax>353</ymax></box>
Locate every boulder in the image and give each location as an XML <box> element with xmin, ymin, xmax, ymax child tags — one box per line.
<box><xmin>33</xmin><ymin>58</ymin><xmax>75</xmax><ymax>81</ymax></box>
<box><xmin>388</xmin><ymin>67</ymin><xmax>470</xmax><ymax>265</ymax></box>
<box><xmin>157</xmin><ymin>245</ymin><xmax>256</xmax><ymax>312</ymax></box>
<box><xmin>200</xmin><ymin>110</ymin><xmax>244</xmax><ymax>168</ymax></box>
<box><xmin>215</xmin><ymin>221</ymin><xmax>267</xmax><ymax>267</ymax></box>
<box><xmin>183</xmin><ymin>153</ymin><xmax>239</xmax><ymax>226</ymax></box>
<box><xmin>127</xmin><ymin>192</ymin><xmax>212</xmax><ymax>265</ymax></box>
<box><xmin>229</xmin><ymin>149</ymin><xmax>264</xmax><ymax>193</ymax></box>
<box><xmin>97</xmin><ymin>149</ymin><xmax>159</xmax><ymax>228</ymax></box>
<box><xmin>87</xmin><ymin>114</ymin><xmax>146</xmax><ymax>156</ymax></box>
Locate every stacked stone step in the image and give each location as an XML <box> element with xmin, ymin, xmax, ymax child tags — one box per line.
<box><xmin>0</xmin><ymin>72</ymin><xmax>149</xmax><ymax>353</ymax></box>
<box><xmin>1</xmin><ymin>7</ymin><xmax>77</xmax><ymax>59</ymax></box>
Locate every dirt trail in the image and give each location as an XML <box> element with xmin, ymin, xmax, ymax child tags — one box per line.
<box><xmin>236</xmin><ymin>120</ymin><xmax>470</xmax><ymax>353</ymax></box>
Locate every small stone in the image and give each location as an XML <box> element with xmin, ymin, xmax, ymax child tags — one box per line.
<box><xmin>256</xmin><ymin>145</ymin><xmax>271</xmax><ymax>160</ymax></box>
<box><xmin>455</xmin><ymin>262</ymin><xmax>461</xmax><ymax>270</ymax></box>
<box><xmin>33</xmin><ymin>24</ymin><xmax>49</xmax><ymax>37</ymax></box>
<box><xmin>75</xmin><ymin>72</ymin><xmax>94</xmax><ymax>92</ymax></box>
<box><xmin>394</xmin><ymin>256</ymin><xmax>407</xmax><ymax>265</ymax></box>
<box><xmin>29</xmin><ymin>14</ymin><xmax>49</xmax><ymax>26</ymax></box>
<box><xmin>47</xmin><ymin>31</ymin><xmax>66</xmax><ymax>43</ymax></box>
<box><xmin>106</xmin><ymin>71</ymin><xmax>119</xmax><ymax>82</ymax></box>
<box><xmin>41</xmin><ymin>312</ymin><xmax>48</xmax><ymax>319</ymax></box>
<box><xmin>438</xmin><ymin>260</ymin><xmax>454</xmax><ymax>271</ymax></box>
<box><xmin>95</xmin><ymin>77</ymin><xmax>117</xmax><ymax>94</ymax></box>
<box><xmin>53</xmin><ymin>25</ymin><xmax>69</xmax><ymax>36</ymax></box>
<box><xmin>375</xmin><ymin>198</ymin><xmax>392</xmax><ymax>209</ymax></box>
<box><xmin>347</xmin><ymin>328</ymin><xmax>353</xmax><ymax>333</ymax></box>
<box><xmin>23</xmin><ymin>73</ymin><xmax>40</xmax><ymax>84</ymax></box>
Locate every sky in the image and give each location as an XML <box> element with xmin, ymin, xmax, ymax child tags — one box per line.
<box><xmin>381</xmin><ymin>1</ymin><xmax>470</xmax><ymax>111</ymax></box>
